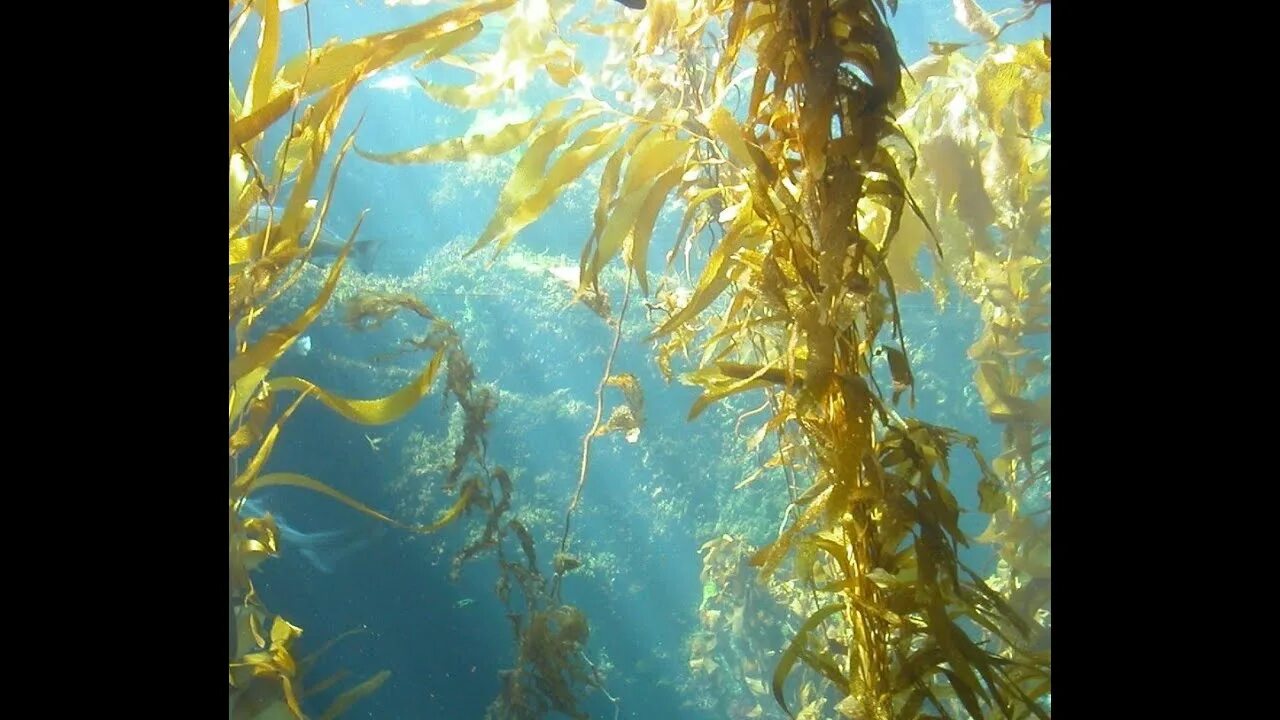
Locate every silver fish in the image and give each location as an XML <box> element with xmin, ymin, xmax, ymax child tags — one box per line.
<box><xmin>245</xmin><ymin>203</ymin><xmax>381</xmax><ymax>272</ymax></box>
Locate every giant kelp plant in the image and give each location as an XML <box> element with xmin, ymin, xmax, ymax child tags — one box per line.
<box><xmin>231</xmin><ymin>0</ymin><xmax>1050</xmax><ymax>718</ymax></box>
<box><xmin>361</xmin><ymin>0</ymin><xmax>1050</xmax><ymax>717</ymax></box>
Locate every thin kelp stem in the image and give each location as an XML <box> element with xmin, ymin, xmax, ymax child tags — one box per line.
<box><xmin>552</xmin><ymin>271</ymin><xmax>634</xmax><ymax>600</ymax></box>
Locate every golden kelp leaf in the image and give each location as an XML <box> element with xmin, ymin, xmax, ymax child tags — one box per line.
<box><xmin>318</xmin><ymin>670</ymin><xmax>391</xmax><ymax>720</ymax></box>
<box><xmin>487</xmin><ymin>120</ymin><xmax>627</xmax><ymax>254</ymax></box>
<box><xmin>255</xmin><ymin>472</ymin><xmax>477</xmax><ymax>533</ymax></box>
<box><xmin>273</xmin><ymin>3</ymin><xmax>510</xmax><ymax>99</ymax></box>
<box><xmin>581</xmin><ymin>125</ymin><xmax>655</xmax><ymax>278</ymax></box>
<box><xmin>545</xmin><ymin>57</ymin><xmax>583</xmax><ymax>86</ymax></box>
<box><xmin>750</xmin><ymin>484</ymin><xmax>833</xmax><ymax>577</ymax></box>
<box><xmin>684</xmin><ymin>364</ymin><xmax>780</xmax><ymax>421</ymax></box>
<box><xmin>229</xmin><ymin>151</ymin><xmax>256</xmax><ymax>228</ymax></box>
<box><xmin>418</xmin><ymin>75</ymin><xmax>503</xmax><ymax>109</ymax></box>
<box><xmin>244</xmin><ymin>7</ymin><xmax>494</xmax><ymax>146</ymax></box>
<box><xmin>242</xmin><ymin>0</ymin><xmax>282</xmax><ymax>119</ymax></box>
<box><xmin>230</xmin><ymin>390</ymin><xmax>273</xmax><ymax>456</ymax></box>
<box><xmin>973</xmin><ymin>361</ymin><xmax>1046</xmax><ymax>423</ymax></box>
<box><xmin>974</xmin><ymin>43</ymin><xmax>1049</xmax><ymax>137</ymax></box>
<box><xmin>270</xmin><ymin>77</ymin><xmax>359</xmax><ymax>266</ymax></box>
<box><xmin>232</xmin><ymin>86</ymin><xmax>302</xmax><ymax>148</ymax></box>
<box><xmin>882</xmin><ymin>202</ymin><xmax>928</xmax><ymax>293</ymax></box>
<box><xmin>468</xmin><ymin>103</ymin><xmax>603</xmax><ymax>258</ymax></box>
<box><xmin>772</xmin><ymin>603</ymin><xmax>845</xmax><ymax>719</ymax></box>
<box><xmin>584</xmin><ymin>134</ymin><xmax>691</xmax><ymax>286</ymax></box>
<box><xmin>270</xmin><ymin>349</ymin><xmax>445</xmax><ymax>425</ymax></box>
<box><xmin>706</xmin><ymin>106</ymin><xmax>754</xmax><ymax>173</ymax></box>
<box><xmin>627</xmin><ymin>164</ymin><xmax>687</xmax><ymax>296</ymax></box>
<box><xmin>920</xmin><ymin>135</ymin><xmax>996</xmax><ymax>238</ymax></box>
<box><xmin>356</xmin><ymin>103</ymin><xmax>556</xmax><ymax>164</ymax></box>
<box><xmin>650</xmin><ymin>211</ymin><xmax>766</xmax><ymax>338</ymax></box>
<box><xmin>270</xmin><ymin>616</ymin><xmax>303</xmax><ymax>646</ymax></box>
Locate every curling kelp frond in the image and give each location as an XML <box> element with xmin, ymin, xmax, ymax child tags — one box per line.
<box><xmin>229</xmin><ymin>3</ymin><xmax>514</xmax><ymax>718</ymax></box>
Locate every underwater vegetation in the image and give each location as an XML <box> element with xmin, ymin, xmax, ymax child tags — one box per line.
<box><xmin>230</xmin><ymin>0</ymin><xmax>1049</xmax><ymax>718</ymax></box>
<box><xmin>229</xmin><ymin>1</ymin><xmax>522</xmax><ymax>718</ymax></box>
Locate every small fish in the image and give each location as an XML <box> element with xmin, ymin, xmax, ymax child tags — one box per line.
<box><xmin>245</xmin><ymin>202</ymin><xmax>382</xmax><ymax>272</ymax></box>
<box><xmin>454</xmin><ymin>598</ymin><xmax>475</xmax><ymax>609</ymax></box>
<box><xmin>612</xmin><ymin>0</ymin><xmax>646</xmax><ymax>8</ymax></box>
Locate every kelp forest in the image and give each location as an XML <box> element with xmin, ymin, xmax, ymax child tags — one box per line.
<box><xmin>229</xmin><ymin>0</ymin><xmax>1050</xmax><ymax>718</ymax></box>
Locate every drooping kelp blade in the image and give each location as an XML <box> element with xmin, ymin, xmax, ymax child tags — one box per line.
<box><xmin>485</xmin><ymin>120</ymin><xmax>627</xmax><ymax>255</ymax></box>
<box><xmin>254</xmin><ymin>472</ymin><xmax>477</xmax><ymax>534</ymax></box>
<box><xmin>772</xmin><ymin>602</ymin><xmax>846</xmax><ymax>718</ymax></box>
<box><xmin>233</xmin><ymin>0</ymin><xmax>515</xmax><ymax>144</ymax></box>
<box><xmin>356</xmin><ymin>110</ymin><xmax>546</xmax><ymax>164</ymax></box>
<box><xmin>270</xmin><ymin>349</ymin><xmax>445</xmax><ymax>425</ymax></box>
<box><xmin>583</xmin><ymin>134</ymin><xmax>692</xmax><ymax>291</ymax></box>
<box><xmin>466</xmin><ymin>102</ymin><xmax>602</xmax><ymax>258</ymax></box>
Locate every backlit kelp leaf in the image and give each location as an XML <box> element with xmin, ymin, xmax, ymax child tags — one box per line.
<box><xmin>974</xmin><ymin>42</ymin><xmax>1050</xmax><ymax>138</ymax></box>
<box><xmin>241</xmin><ymin>0</ymin><xmax>282</xmax><ymax>120</ymax></box>
<box><xmin>418</xmin><ymin>74</ymin><xmax>503</xmax><ymax>109</ymax></box>
<box><xmin>668</xmin><ymin>182</ymin><xmax>727</xmax><ymax>267</ymax></box>
<box><xmin>545</xmin><ymin>57</ymin><xmax>583</xmax><ymax>86</ymax></box>
<box><xmin>750</xmin><ymin>484</ymin><xmax>833</xmax><ymax>578</ymax></box>
<box><xmin>272</xmin><ymin>1</ymin><xmax>511</xmax><ymax>100</ymax></box>
<box><xmin>580</xmin><ymin>125</ymin><xmax>655</xmax><ymax>280</ymax></box>
<box><xmin>627</xmin><ymin>163</ymin><xmax>688</xmax><ymax>296</ymax></box>
<box><xmin>254</xmin><ymin>472</ymin><xmax>479</xmax><ymax>533</ymax></box>
<box><xmin>583</xmin><ymin>133</ymin><xmax>691</xmax><ymax>286</ymax></box>
<box><xmin>468</xmin><ymin>102</ymin><xmax>603</xmax><ymax>258</ymax></box>
<box><xmin>683</xmin><ymin>362</ymin><xmax>791</xmax><ymax>420</ymax></box>
<box><xmin>487</xmin><ymin>119</ymin><xmax>628</xmax><ymax>255</ymax></box>
<box><xmin>236</xmin><ymin>4</ymin><xmax>497</xmax><ymax>149</ymax></box>
<box><xmin>230</xmin><ymin>388</ymin><xmax>274</xmax><ymax>456</ymax></box>
<box><xmin>356</xmin><ymin>102</ymin><xmax>558</xmax><ymax>163</ymax></box>
<box><xmin>269</xmin><ymin>349</ymin><xmax>445</xmax><ymax>425</ymax></box>
<box><xmin>417</xmin><ymin>11</ymin><xmax>571</xmax><ymax>108</ymax></box>
<box><xmin>318</xmin><ymin>670</ymin><xmax>390</xmax><ymax>720</ymax></box>
<box><xmin>772</xmin><ymin>603</ymin><xmax>845</xmax><ymax>719</ymax></box>
<box><xmin>650</xmin><ymin>209</ymin><xmax>767</xmax><ymax>339</ymax></box>
<box><xmin>232</xmin><ymin>85</ymin><xmax>301</xmax><ymax>149</ymax></box>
